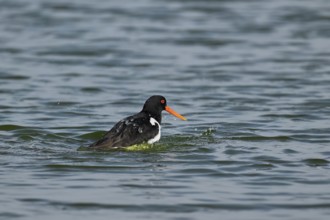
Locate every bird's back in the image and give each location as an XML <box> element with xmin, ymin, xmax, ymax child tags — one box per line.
<box><xmin>89</xmin><ymin>112</ymin><xmax>159</xmax><ymax>149</ymax></box>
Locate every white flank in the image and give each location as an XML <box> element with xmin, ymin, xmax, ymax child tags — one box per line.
<box><xmin>148</xmin><ymin>117</ymin><xmax>161</xmax><ymax>144</ymax></box>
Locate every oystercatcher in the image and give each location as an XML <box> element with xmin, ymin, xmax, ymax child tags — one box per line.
<box><xmin>89</xmin><ymin>95</ymin><xmax>187</xmax><ymax>149</ymax></box>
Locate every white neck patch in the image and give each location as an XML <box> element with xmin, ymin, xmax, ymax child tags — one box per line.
<box><xmin>149</xmin><ymin>117</ymin><xmax>158</xmax><ymax>126</ymax></box>
<box><xmin>148</xmin><ymin>117</ymin><xmax>161</xmax><ymax>144</ymax></box>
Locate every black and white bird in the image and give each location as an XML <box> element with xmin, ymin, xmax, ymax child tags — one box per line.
<box><xmin>88</xmin><ymin>95</ymin><xmax>187</xmax><ymax>149</ymax></box>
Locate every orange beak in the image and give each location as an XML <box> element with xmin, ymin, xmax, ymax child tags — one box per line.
<box><xmin>165</xmin><ymin>106</ymin><xmax>187</xmax><ymax>121</ymax></box>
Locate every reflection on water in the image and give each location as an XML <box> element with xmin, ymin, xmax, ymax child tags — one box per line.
<box><xmin>1</xmin><ymin>0</ymin><xmax>330</xmax><ymax>219</ymax></box>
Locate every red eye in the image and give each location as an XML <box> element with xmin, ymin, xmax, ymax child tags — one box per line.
<box><xmin>160</xmin><ymin>99</ymin><xmax>165</xmax><ymax>104</ymax></box>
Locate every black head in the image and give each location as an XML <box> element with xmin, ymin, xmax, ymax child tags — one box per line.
<box><xmin>141</xmin><ymin>95</ymin><xmax>187</xmax><ymax>123</ymax></box>
<box><xmin>142</xmin><ymin>95</ymin><xmax>166</xmax><ymax>122</ymax></box>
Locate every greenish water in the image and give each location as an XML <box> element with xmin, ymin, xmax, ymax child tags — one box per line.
<box><xmin>1</xmin><ymin>0</ymin><xmax>330</xmax><ymax>219</ymax></box>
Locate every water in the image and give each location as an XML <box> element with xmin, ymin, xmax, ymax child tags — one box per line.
<box><xmin>1</xmin><ymin>0</ymin><xmax>330</xmax><ymax>219</ymax></box>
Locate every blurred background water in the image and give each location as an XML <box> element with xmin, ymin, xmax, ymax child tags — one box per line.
<box><xmin>1</xmin><ymin>0</ymin><xmax>330</xmax><ymax>219</ymax></box>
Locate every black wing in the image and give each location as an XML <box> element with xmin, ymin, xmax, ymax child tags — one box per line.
<box><xmin>89</xmin><ymin>112</ymin><xmax>159</xmax><ymax>149</ymax></box>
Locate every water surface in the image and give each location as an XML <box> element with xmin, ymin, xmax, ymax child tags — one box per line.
<box><xmin>1</xmin><ymin>0</ymin><xmax>330</xmax><ymax>219</ymax></box>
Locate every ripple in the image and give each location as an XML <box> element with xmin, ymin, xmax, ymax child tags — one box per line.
<box><xmin>0</xmin><ymin>212</ymin><xmax>24</xmax><ymax>218</ymax></box>
<box><xmin>80</xmin><ymin>87</ymin><xmax>103</xmax><ymax>93</ymax></box>
<box><xmin>302</xmin><ymin>158</ymin><xmax>329</xmax><ymax>167</ymax></box>
<box><xmin>224</xmin><ymin>149</ymin><xmax>252</xmax><ymax>155</ymax></box>
<box><xmin>283</xmin><ymin>149</ymin><xmax>300</xmax><ymax>154</ymax></box>
<box><xmin>45</xmin><ymin>164</ymin><xmax>151</xmax><ymax>171</ymax></box>
<box><xmin>0</xmin><ymin>124</ymin><xmax>26</xmax><ymax>131</ymax></box>
<box><xmin>78</xmin><ymin>131</ymin><xmax>106</xmax><ymax>140</ymax></box>
<box><xmin>18</xmin><ymin>198</ymin><xmax>330</xmax><ymax>212</ymax></box>
<box><xmin>228</xmin><ymin>135</ymin><xmax>292</xmax><ymax>142</ymax></box>
<box><xmin>0</xmin><ymin>74</ymin><xmax>29</xmax><ymax>80</ymax></box>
